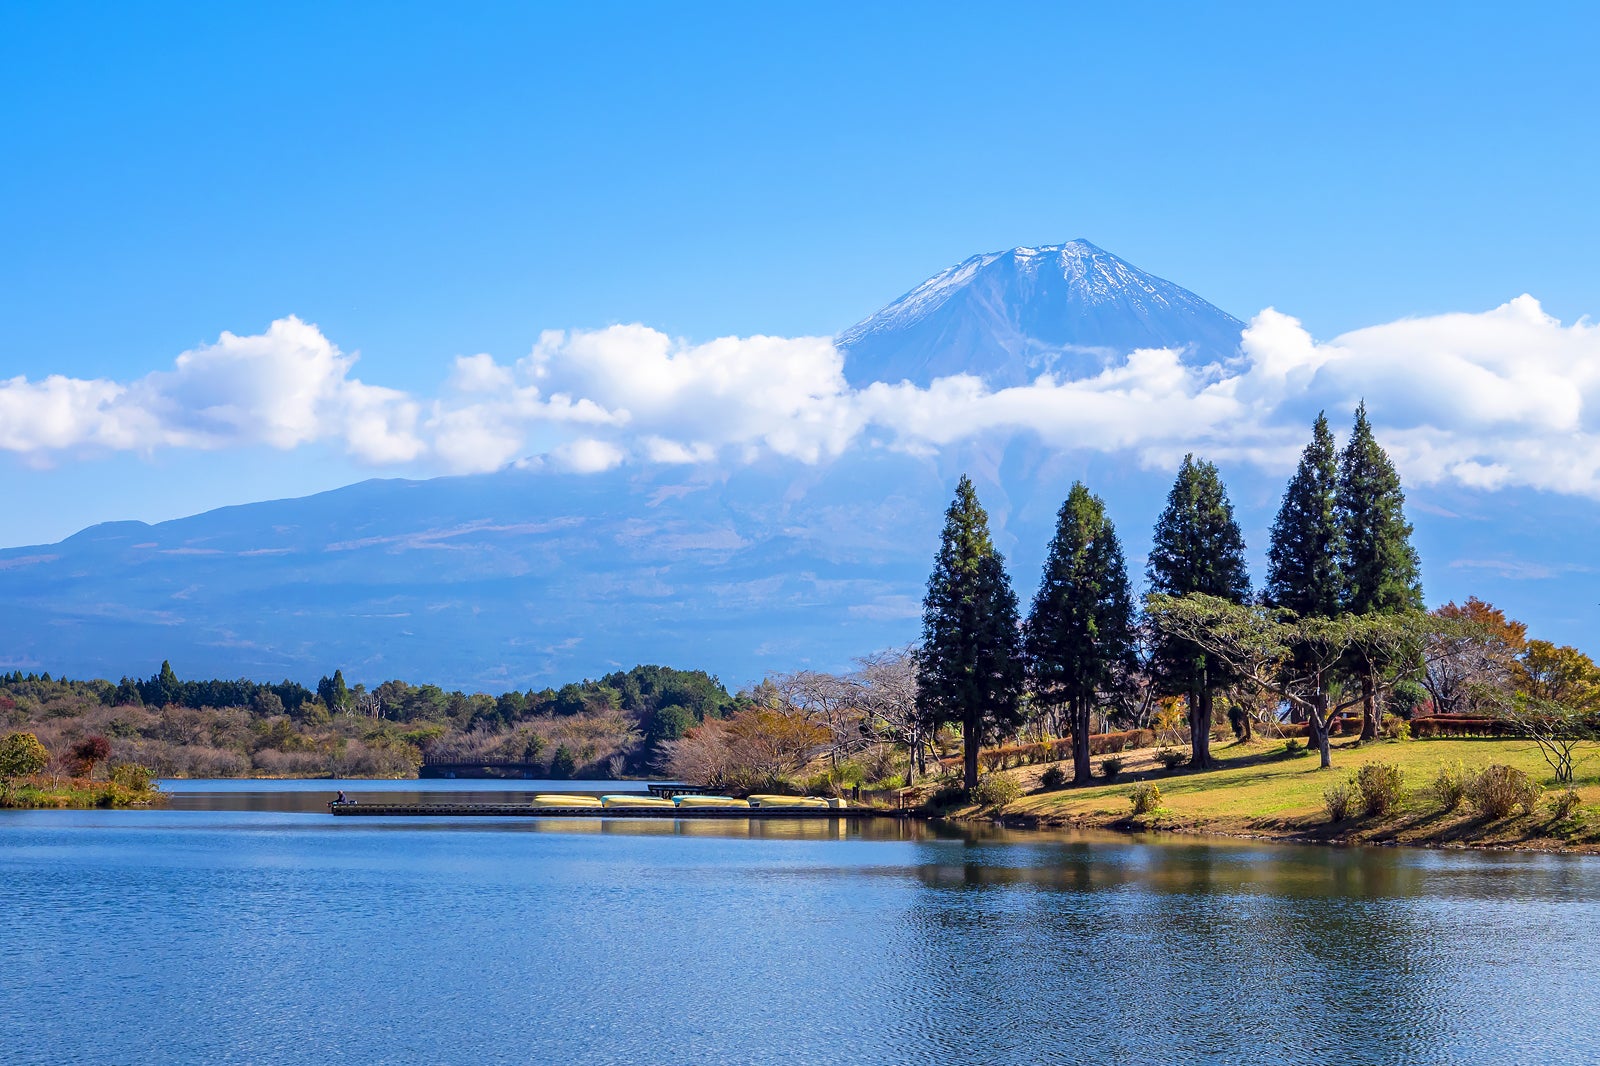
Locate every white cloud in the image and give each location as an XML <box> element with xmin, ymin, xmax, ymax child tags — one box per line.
<box><xmin>553</xmin><ymin>437</ymin><xmax>626</xmax><ymax>473</ymax></box>
<box><xmin>8</xmin><ymin>297</ymin><xmax>1600</xmax><ymax>498</ymax></box>
<box><xmin>0</xmin><ymin>316</ymin><xmax>423</xmax><ymax>463</ymax></box>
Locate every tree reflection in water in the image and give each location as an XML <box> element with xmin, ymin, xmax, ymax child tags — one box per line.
<box><xmin>891</xmin><ymin>831</ymin><xmax>1600</xmax><ymax>1064</ymax></box>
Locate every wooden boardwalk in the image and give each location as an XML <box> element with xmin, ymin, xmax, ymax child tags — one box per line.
<box><xmin>329</xmin><ymin>802</ymin><xmax>882</xmax><ymax>819</ymax></box>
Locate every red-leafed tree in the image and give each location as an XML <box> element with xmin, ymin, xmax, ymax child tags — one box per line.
<box><xmin>70</xmin><ymin>735</ymin><xmax>112</xmax><ymax>779</ymax></box>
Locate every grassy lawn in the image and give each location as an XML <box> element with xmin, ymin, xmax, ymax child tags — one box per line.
<box><xmin>995</xmin><ymin>735</ymin><xmax>1600</xmax><ymax>850</ymax></box>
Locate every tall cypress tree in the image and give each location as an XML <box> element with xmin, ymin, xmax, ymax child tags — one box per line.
<box><xmin>1267</xmin><ymin>413</ymin><xmax>1345</xmax><ymax>617</ymax></box>
<box><xmin>1266</xmin><ymin>413</ymin><xmax>1346</xmax><ymax>747</ymax></box>
<box><xmin>916</xmin><ymin>475</ymin><xmax>1025</xmax><ymax>791</ymax></box>
<box><xmin>1337</xmin><ymin>402</ymin><xmax>1423</xmax><ymax>738</ymax></box>
<box><xmin>1025</xmin><ymin>483</ymin><xmax>1136</xmax><ymax>786</ymax></box>
<box><xmin>1147</xmin><ymin>455</ymin><xmax>1251</xmax><ymax>768</ymax></box>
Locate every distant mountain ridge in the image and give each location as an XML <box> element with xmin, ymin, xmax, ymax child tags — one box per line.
<box><xmin>838</xmin><ymin>240</ymin><xmax>1245</xmax><ymax>387</ymax></box>
<box><xmin>5</xmin><ymin>239</ymin><xmax>1576</xmax><ymax>689</ymax></box>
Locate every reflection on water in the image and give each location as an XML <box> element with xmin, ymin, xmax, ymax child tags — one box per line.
<box><xmin>4</xmin><ymin>782</ymin><xmax>1599</xmax><ymax>1065</ymax></box>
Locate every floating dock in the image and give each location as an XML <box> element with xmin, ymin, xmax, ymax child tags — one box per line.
<box><xmin>329</xmin><ymin>802</ymin><xmax>881</xmax><ymax>818</ymax></box>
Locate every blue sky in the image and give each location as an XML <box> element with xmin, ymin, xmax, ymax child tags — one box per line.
<box><xmin>2</xmin><ymin>3</ymin><xmax>1599</xmax><ymax>633</ymax></box>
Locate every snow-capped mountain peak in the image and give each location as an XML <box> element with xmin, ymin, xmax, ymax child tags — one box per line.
<box><xmin>838</xmin><ymin>240</ymin><xmax>1245</xmax><ymax>387</ymax></box>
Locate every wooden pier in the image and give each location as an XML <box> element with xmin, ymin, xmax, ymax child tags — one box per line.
<box><xmin>328</xmin><ymin>802</ymin><xmax>882</xmax><ymax>818</ymax></box>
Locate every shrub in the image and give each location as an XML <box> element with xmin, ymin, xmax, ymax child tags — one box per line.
<box><xmin>1282</xmin><ymin>738</ymin><xmax>1309</xmax><ymax>759</ymax></box>
<box><xmin>1153</xmin><ymin>747</ymin><xmax>1188</xmax><ymax>771</ymax></box>
<box><xmin>979</xmin><ymin>748</ymin><xmax>1007</xmax><ymax>774</ymax></box>
<box><xmin>0</xmin><ymin>731</ymin><xmax>50</xmax><ymax>792</ymax></box>
<box><xmin>1099</xmin><ymin>756</ymin><xmax>1124</xmax><ymax>781</ymax></box>
<box><xmin>1354</xmin><ymin>763</ymin><xmax>1405</xmax><ymax>817</ymax></box>
<box><xmin>1430</xmin><ymin>761</ymin><xmax>1467</xmax><ymax>811</ymax></box>
<box><xmin>971</xmin><ymin>774</ymin><xmax>1021</xmax><ymax>807</ymax></box>
<box><xmin>1465</xmin><ymin>764</ymin><xmax>1540</xmax><ymax>819</ymax></box>
<box><xmin>109</xmin><ymin>763</ymin><xmax>156</xmax><ymax>792</ymax></box>
<box><xmin>1382</xmin><ymin>718</ymin><xmax>1412</xmax><ymax>742</ymax></box>
<box><xmin>1129</xmin><ymin>782</ymin><xmax>1162</xmax><ymax>815</ymax></box>
<box><xmin>1323</xmin><ymin>780</ymin><xmax>1353</xmax><ymax>822</ymax></box>
<box><xmin>1548</xmin><ymin>788</ymin><xmax>1583</xmax><ymax>821</ymax></box>
<box><xmin>1039</xmin><ymin>766</ymin><xmax>1068</xmax><ymax>791</ymax></box>
<box><xmin>927</xmin><ymin>783</ymin><xmax>968</xmax><ymax>809</ymax></box>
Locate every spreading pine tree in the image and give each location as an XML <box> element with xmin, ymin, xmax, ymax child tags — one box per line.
<box><xmin>1025</xmin><ymin>482</ymin><xmax>1136</xmax><ymax>786</ymax></box>
<box><xmin>1336</xmin><ymin>402</ymin><xmax>1423</xmax><ymax>738</ymax></box>
<box><xmin>916</xmin><ymin>475</ymin><xmax>1025</xmax><ymax>791</ymax></box>
<box><xmin>1147</xmin><ymin>455</ymin><xmax>1251</xmax><ymax>768</ymax></box>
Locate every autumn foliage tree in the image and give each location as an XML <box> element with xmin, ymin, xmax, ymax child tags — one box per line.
<box><xmin>70</xmin><ymin>735</ymin><xmax>112</xmax><ymax>779</ymax></box>
<box><xmin>659</xmin><ymin>707</ymin><xmax>830</xmax><ymax>792</ymax></box>
<box><xmin>1423</xmin><ymin>598</ymin><xmax>1527</xmax><ymax>715</ymax></box>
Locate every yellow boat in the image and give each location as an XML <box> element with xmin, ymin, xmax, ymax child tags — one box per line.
<box><xmin>599</xmin><ymin>794</ymin><xmax>677</xmax><ymax>808</ymax></box>
<box><xmin>747</xmin><ymin>795</ymin><xmax>831</xmax><ymax>809</ymax></box>
<box><xmin>531</xmin><ymin>794</ymin><xmax>603</xmax><ymax>807</ymax></box>
<box><xmin>672</xmin><ymin>795</ymin><xmax>751</xmax><ymax>808</ymax></box>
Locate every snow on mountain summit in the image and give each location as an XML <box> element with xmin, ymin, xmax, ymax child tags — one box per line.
<box><xmin>838</xmin><ymin>240</ymin><xmax>1245</xmax><ymax>387</ymax></box>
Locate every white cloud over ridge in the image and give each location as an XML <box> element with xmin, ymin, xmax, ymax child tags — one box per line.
<box><xmin>5</xmin><ymin>297</ymin><xmax>1599</xmax><ymax>498</ymax></box>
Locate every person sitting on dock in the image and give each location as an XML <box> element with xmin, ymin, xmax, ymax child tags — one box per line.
<box><xmin>334</xmin><ymin>789</ymin><xmax>348</xmax><ymax>806</ymax></box>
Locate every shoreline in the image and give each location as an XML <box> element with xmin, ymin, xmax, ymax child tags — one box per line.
<box><xmin>975</xmin><ymin>808</ymin><xmax>1600</xmax><ymax>856</ymax></box>
<box><xmin>942</xmin><ymin>734</ymin><xmax>1600</xmax><ymax>856</ymax></box>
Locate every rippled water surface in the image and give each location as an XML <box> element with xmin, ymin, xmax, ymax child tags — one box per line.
<box><xmin>4</xmin><ymin>781</ymin><xmax>1599</xmax><ymax>1065</ymax></box>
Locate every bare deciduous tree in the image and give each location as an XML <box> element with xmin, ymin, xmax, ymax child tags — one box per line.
<box><xmin>771</xmin><ymin>669</ymin><xmax>868</xmax><ymax>767</ymax></box>
<box><xmin>854</xmin><ymin>647</ymin><xmax>925</xmax><ymax>784</ymax></box>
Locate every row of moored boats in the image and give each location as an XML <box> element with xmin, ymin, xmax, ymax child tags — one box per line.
<box><xmin>532</xmin><ymin>794</ymin><xmax>848</xmax><ymax>809</ymax></box>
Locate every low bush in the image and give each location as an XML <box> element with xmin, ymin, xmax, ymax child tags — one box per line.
<box><xmin>108</xmin><ymin>762</ymin><xmax>156</xmax><ymax>791</ymax></box>
<box><xmin>1039</xmin><ymin>766</ymin><xmax>1068</xmax><ymax>791</ymax></box>
<box><xmin>1382</xmin><ymin>718</ymin><xmax>1412</xmax><ymax>742</ymax></box>
<box><xmin>1465</xmin><ymin>764</ymin><xmax>1540</xmax><ymax>819</ymax></box>
<box><xmin>1129</xmin><ymin>782</ymin><xmax>1162</xmax><ymax>815</ymax></box>
<box><xmin>1354</xmin><ymin>763</ymin><xmax>1406</xmax><ymax>817</ymax></box>
<box><xmin>1153</xmin><ymin>747</ymin><xmax>1188</xmax><ymax>771</ymax></box>
<box><xmin>1430</xmin><ymin>761</ymin><xmax>1467</xmax><ymax>811</ymax></box>
<box><xmin>1282</xmin><ymin>738</ymin><xmax>1310</xmax><ymax>759</ymax></box>
<box><xmin>971</xmin><ymin>774</ymin><xmax>1021</xmax><ymax>807</ymax></box>
<box><xmin>1323</xmin><ymin>780</ymin><xmax>1353</xmax><ymax>822</ymax></box>
<box><xmin>1548</xmin><ymin>788</ymin><xmax>1583</xmax><ymax>822</ymax></box>
<box><xmin>1099</xmin><ymin>756</ymin><xmax>1124</xmax><ymax>781</ymax></box>
<box><xmin>926</xmin><ymin>783</ymin><xmax>968</xmax><ymax>809</ymax></box>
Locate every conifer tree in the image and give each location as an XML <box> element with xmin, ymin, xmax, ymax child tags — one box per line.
<box><xmin>1337</xmin><ymin>402</ymin><xmax>1423</xmax><ymax>738</ymax></box>
<box><xmin>916</xmin><ymin>475</ymin><xmax>1025</xmax><ymax>791</ymax></box>
<box><xmin>1265</xmin><ymin>414</ymin><xmax>1345</xmax><ymax>744</ymax></box>
<box><xmin>1267</xmin><ymin>413</ymin><xmax>1345</xmax><ymax>618</ymax></box>
<box><xmin>1025</xmin><ymin>482</ymin><xmax>1136</xmax><ymax>786</ymax></box>
<box><xmin>1146</xmin><ymin>456</ymin><xmax>1251</xmax><ymax>768</ymax></box>
<box><xmin>318</xmin><ymin>669</ymin><xmax>351</xmax><ymax>713</ymax></box>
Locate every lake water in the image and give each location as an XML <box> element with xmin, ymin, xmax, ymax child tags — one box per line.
<box><xmin>4</xmin><ymin>780</ymin><xmax>1599</xmax><ymax>1065</ymax></box>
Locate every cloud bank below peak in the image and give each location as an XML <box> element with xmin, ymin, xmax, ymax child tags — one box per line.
<box><xmin>4</xmin><ymin>296</ymin><xmax>1599</xmax><ymax>498</ymax></box>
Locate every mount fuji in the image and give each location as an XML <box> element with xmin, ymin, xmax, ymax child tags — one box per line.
<box><xmin>838</xmin><ymin>240</ymin><xmax>1246</xmax><ymax>387</ymax></box>
<box><xmin>0</xmin><ymin>242</ymin><xmax>1580</xmax><ymax>689</ymax></box>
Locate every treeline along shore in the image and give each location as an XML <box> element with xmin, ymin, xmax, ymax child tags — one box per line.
<box><xmin>5</xmin><ymin>405</ymin><xmax>1600</xmax><ymax>845</ymax></box>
